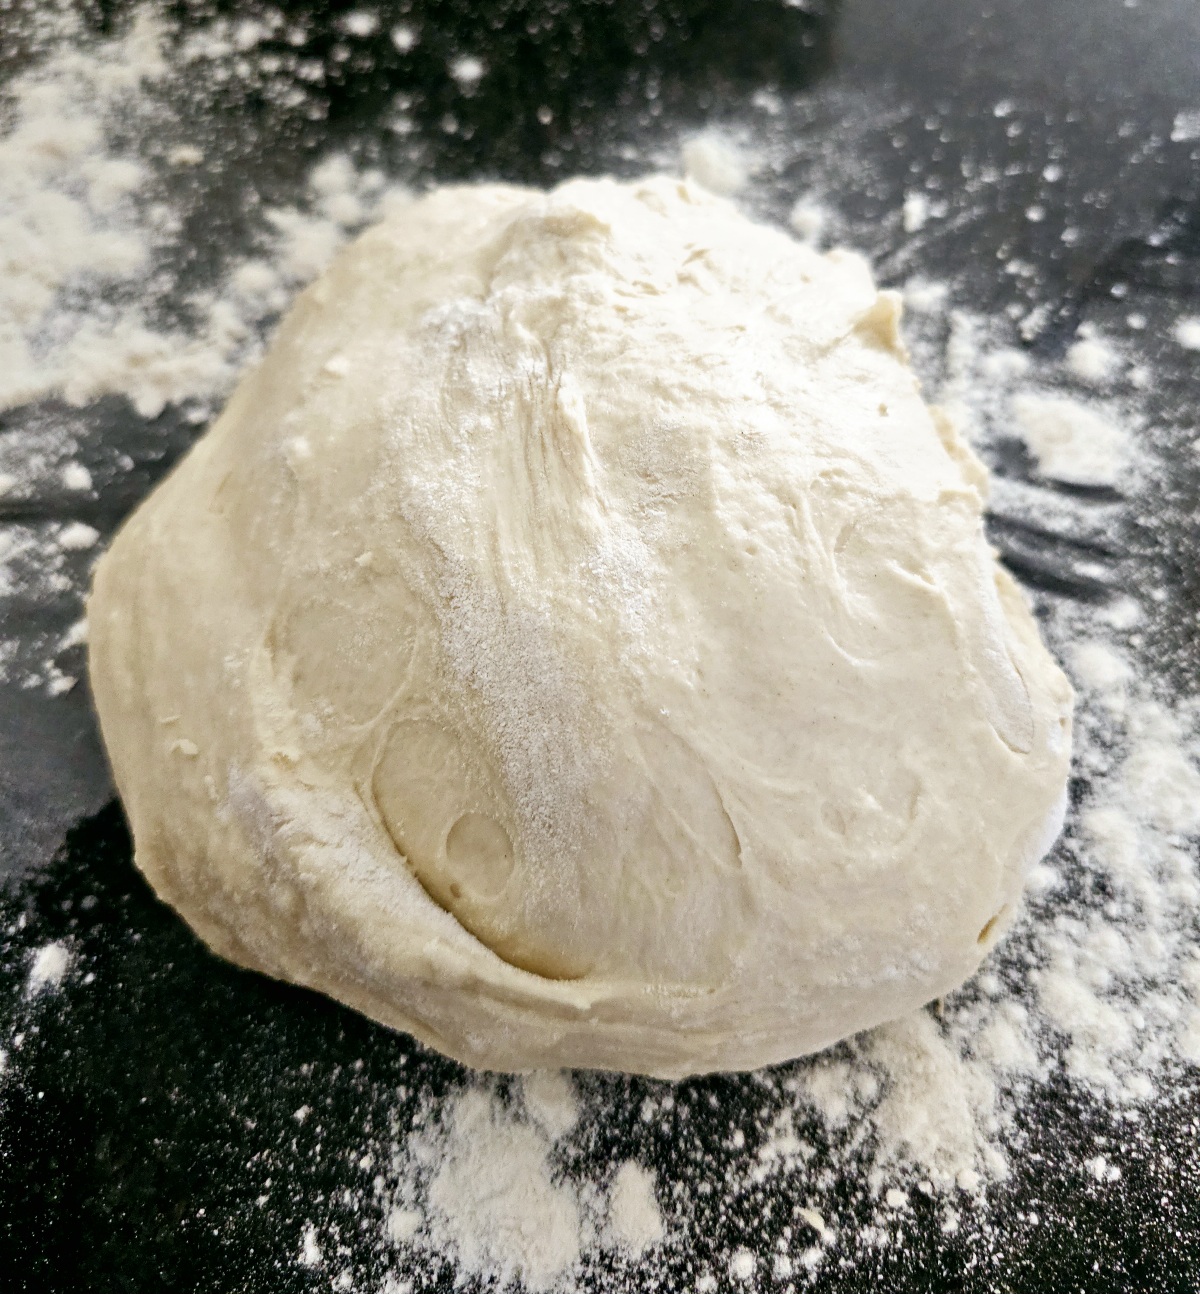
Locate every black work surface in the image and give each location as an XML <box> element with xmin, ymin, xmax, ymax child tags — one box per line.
<box><xmin>3</xmin><ymin>1</ymin><xmax>1200</xmax><ymax>1291</ymax></box>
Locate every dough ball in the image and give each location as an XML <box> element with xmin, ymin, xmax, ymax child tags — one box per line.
<box><xmin>88</xmin><ymin>176</ymin><xmax>1073</xmax><ymax>1078</ymax></box>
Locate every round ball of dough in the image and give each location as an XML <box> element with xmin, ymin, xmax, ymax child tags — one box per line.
<box><xmin>89</xmin><ymin>176</ymin><xmax>1073</xmax><ymax>1078</ymax></box>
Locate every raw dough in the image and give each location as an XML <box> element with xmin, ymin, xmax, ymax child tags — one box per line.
<box><xmin>89</xmin><ymin>176</ymin><xmax>1073</xmax><ymax>1078</ymax></box>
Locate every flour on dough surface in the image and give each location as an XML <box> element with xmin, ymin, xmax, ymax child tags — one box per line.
<box><xmin>88</xmin><ymin>175</ymin><xmax>1073</xmax><ymax>1077</ymax></box>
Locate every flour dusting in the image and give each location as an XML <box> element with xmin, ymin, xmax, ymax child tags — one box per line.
<box><xmin>0</xmin><ymin>8</ymin><xmax>400</xmax><ymax>692</ymax></box>
<box><xmin>1</xmin><ymin>8</ymin><xmax>1198</xmax><ymax>1292</ymax></box>
<box><xmin>26</xmin><ymin>941</ymin><xmax>71</xmax><ymax>994</ymax></box>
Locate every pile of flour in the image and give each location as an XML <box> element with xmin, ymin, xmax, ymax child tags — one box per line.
<box><xmin>1</xmin><ymin>8</ymin><xmax>1198</xmax><ymax>1291</ymax></box>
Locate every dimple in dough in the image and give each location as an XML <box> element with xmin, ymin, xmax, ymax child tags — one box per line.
<box><xmin>88</xmin><ymin>176</ymin><xmax>1074</xmax><ymax>1079</ymax></box>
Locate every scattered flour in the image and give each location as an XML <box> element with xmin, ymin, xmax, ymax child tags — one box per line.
<box><xmin>390</xmin><ymin>24</ymin><xmax>419</xmax><ymax>54</ymax></box>
<box><xmin>0</xmin><ymin>10</ymin><xmax>232</xmax><ymax>419</ymax></box>
<box><xmin>787</xmin><ymin>197</ymin><xmax>826</xmax><ymax>244</ymax></box>
<box><xmin>728</xmin><ymin>1248</ymin><xmax>756</xmax><ymax>1281</ymax></box>
<box><xmin>0</xmin><ymin>8</ymin><xmax>402</xmax><ymax>692</ymax></box>
<box><xmin>1170</xmin><ymin>109</ymin><xmax>1200</xmax><ymax>143</ymax></box>
<box><xmin>605</xmin><ymin>1161</ymin><xmax>664</xmax><ymax>1256</ymax></box>
<box><xmin>902</xmin><ymin>191</ymin><xmax>929</xmax><ymax>233</ymax></box>
<box><xmin>1065</xmin><ymin>330</ymin><xmax>1119</xmax><ymax>386</ymax></box>
<box><xmin>26</xmin><ymin>941</ymin><xmax>71</xmax><ymax>994</ymax></box>
<box><xmin>341</xmin><ymin>11</ymin><xmax>380</xmax><ymax>40</ymax></box>
<box><xmin>903</xmin><ymin>277</ymin><xmax>949</xmax><ymax>314</ymax></box>
<box><xmin>1173</xmin><ymin>315</ymin><xmax>1200</xmax><ymax>350</ymax></box>
<box><xmin>1010</xmin><ymin>391</ymin><xmax>1129</xmax><ymax>487</ymax></box>
<box><xmin>448</xmin><ymin>54</ymin><xmax>486</xmax><ymax>90</ymax></box>
<box><xmin>3</xmin><ymin>7</ymin><xmax>1200</xmax><ymax>1292</ymax></box>
<box><xmin>407</xmin><ymin>1086</ymin><xmax>584</xmax><ymax>1290</ymax></box>
<box><xmin>298</xmin><ymin>1222</ymin><xmax>322</xmax><ymax>1268</ymax></box>
<box><xmin>372</xmin><ymin>1071</ymin><xmax>669</xmax><ymax>1287</ymax></box>
<box><xmin>57</xmin><ymin>522</ymin><xmax>99</xmax><ymax>551</ymax></box>
<box><xmin>520</xmin><ymin>1069</ymin><xmax>580</xmax><ymax>1141</ymax></box>
<box><xmin>681</xmin><ymin>132</ymin><xmax>750</xmax><ymax>195</ymax></box>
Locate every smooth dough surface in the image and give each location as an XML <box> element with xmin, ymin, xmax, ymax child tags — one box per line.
<box><xmin>89</xmin><ymin>176</ymin><xmax>1074</xmax><ymax>1078</ymax></box>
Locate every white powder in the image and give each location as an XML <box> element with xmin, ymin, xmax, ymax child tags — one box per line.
<box><xmin>1065</xmin><ymin>331</ymin><xmax>1119</xmax><ymax>385</ymax></box>
<box><xmin>1170</xmin><ymin>109</ymin><xmax>1200</xmax><ymax>142</ymax></box>
<box><xmin>865</xmin><ymin>1013</ymin><xmax>1005</xmax><ymax>1188</ymax></box>
<box><xmin>434</xmin><ymin>560</ymin><xmax>605</xmax><ymax>864</ymax></box>
<box><xmin>57</xmin><ymin>522</ymin><xmax>99</xmax><ymax>551</ymax></box>
<box><xmin>390</xmin><ymin>25</ymin><xmax>419</xmax><ymax>54</ymax></box>
<box><xmin>0</xmin><ymin>10</ymin><xmax>392</xmax><ymax>429</ymax></box>
<box><xmin>1173</xmin><ymin>315</ymin><xmax>1200</xmax><ymax>350</ymax></box>
<box><xmin>60</xmin><ymin>463</ymin><xmax>93</xmax><ymax>492</ymax></box>
<box><xmin>412</xmin><ymin>1087</ymin><xmax>583</xmax><ymax>1290</ymax></box>
<box><xmin>27</xmin><ymin>941</ymin><xmax>71</xmax><ymax>993</ymax></box>
<box><xmin>1070</xmin><ymin>639</ymin><xmax>1132</xmax><ymax>702</ymax></box>
<box><xmin>728</xmin><ymin>1249</ymin><xmax>756</xmax><ymax>1281</ymax></box>
<box><xmin>378</xmin><ymin>1074</ymin><xmax>669</xmax><ymax>1288</ymax></box>
<box><xmin>1010</xmin><ymin>391</ymin><xmax>1129</xmax><ymax>486</ymax></box>
<box><xmin>298</xmin><ymin>1223</ymin><xmax>322</xmax><ymax>1268</ymax></box>
<box><xmin>903</xmin><ymin>278</ymin><xmax>949</xmax><ymax>314</ymax></box>
<box><xmin>449</xmin><ymin>55</ymin><xmax>487</xmax><ymax>89</ymax></box>
<box><xmin>4</xmin><ymin>9</ymin><xmax>1200</xmax><ymax>1289</ymax></box>
<box><xmin>0</xmin><ymin>9</ymin><xmax>401</xmax><ymax>693</ymax></box>
<box><xmin>605</xmin><ymin>1161</ymin><xmax>664</xmax><ymax>1256</ymax></box>
<box><xmin>787</xmin><ymin>197</ymin><xmax>826</xmax><ymax>244</ymax></box>
<box><xmin>341</xmin><ymin>11</ymin><xmax>380</xmax><ymax>39</ymax></box>
<box><xmin>681</xmin><ymin>132</ymin><xmax>750</xmax><ymax>195</ymax></box>
<box><xmin>0</xmin><ymin>11</ymin><xmax>171</xmax><ymax>414</ymax></box>
<box><xmin>520</xmin><ymin>1070</ymin><xmax>580</xmax><ymax>1141</ymax></box>
<box><xmin>902</xmin><ymin>191</ymin><xmax>929</xmax><ymax>233</ymax></box>
<box><xmin>385</xmin><ymin>1207</ymin><xmax>422</xmax><ymax>1243</ymax></box>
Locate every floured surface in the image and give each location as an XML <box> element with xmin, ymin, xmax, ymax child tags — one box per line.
<box><xmin>2</xmin><ymin>4</ymin><xmax>1200</xmax><ymax>1291</ymax></box>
